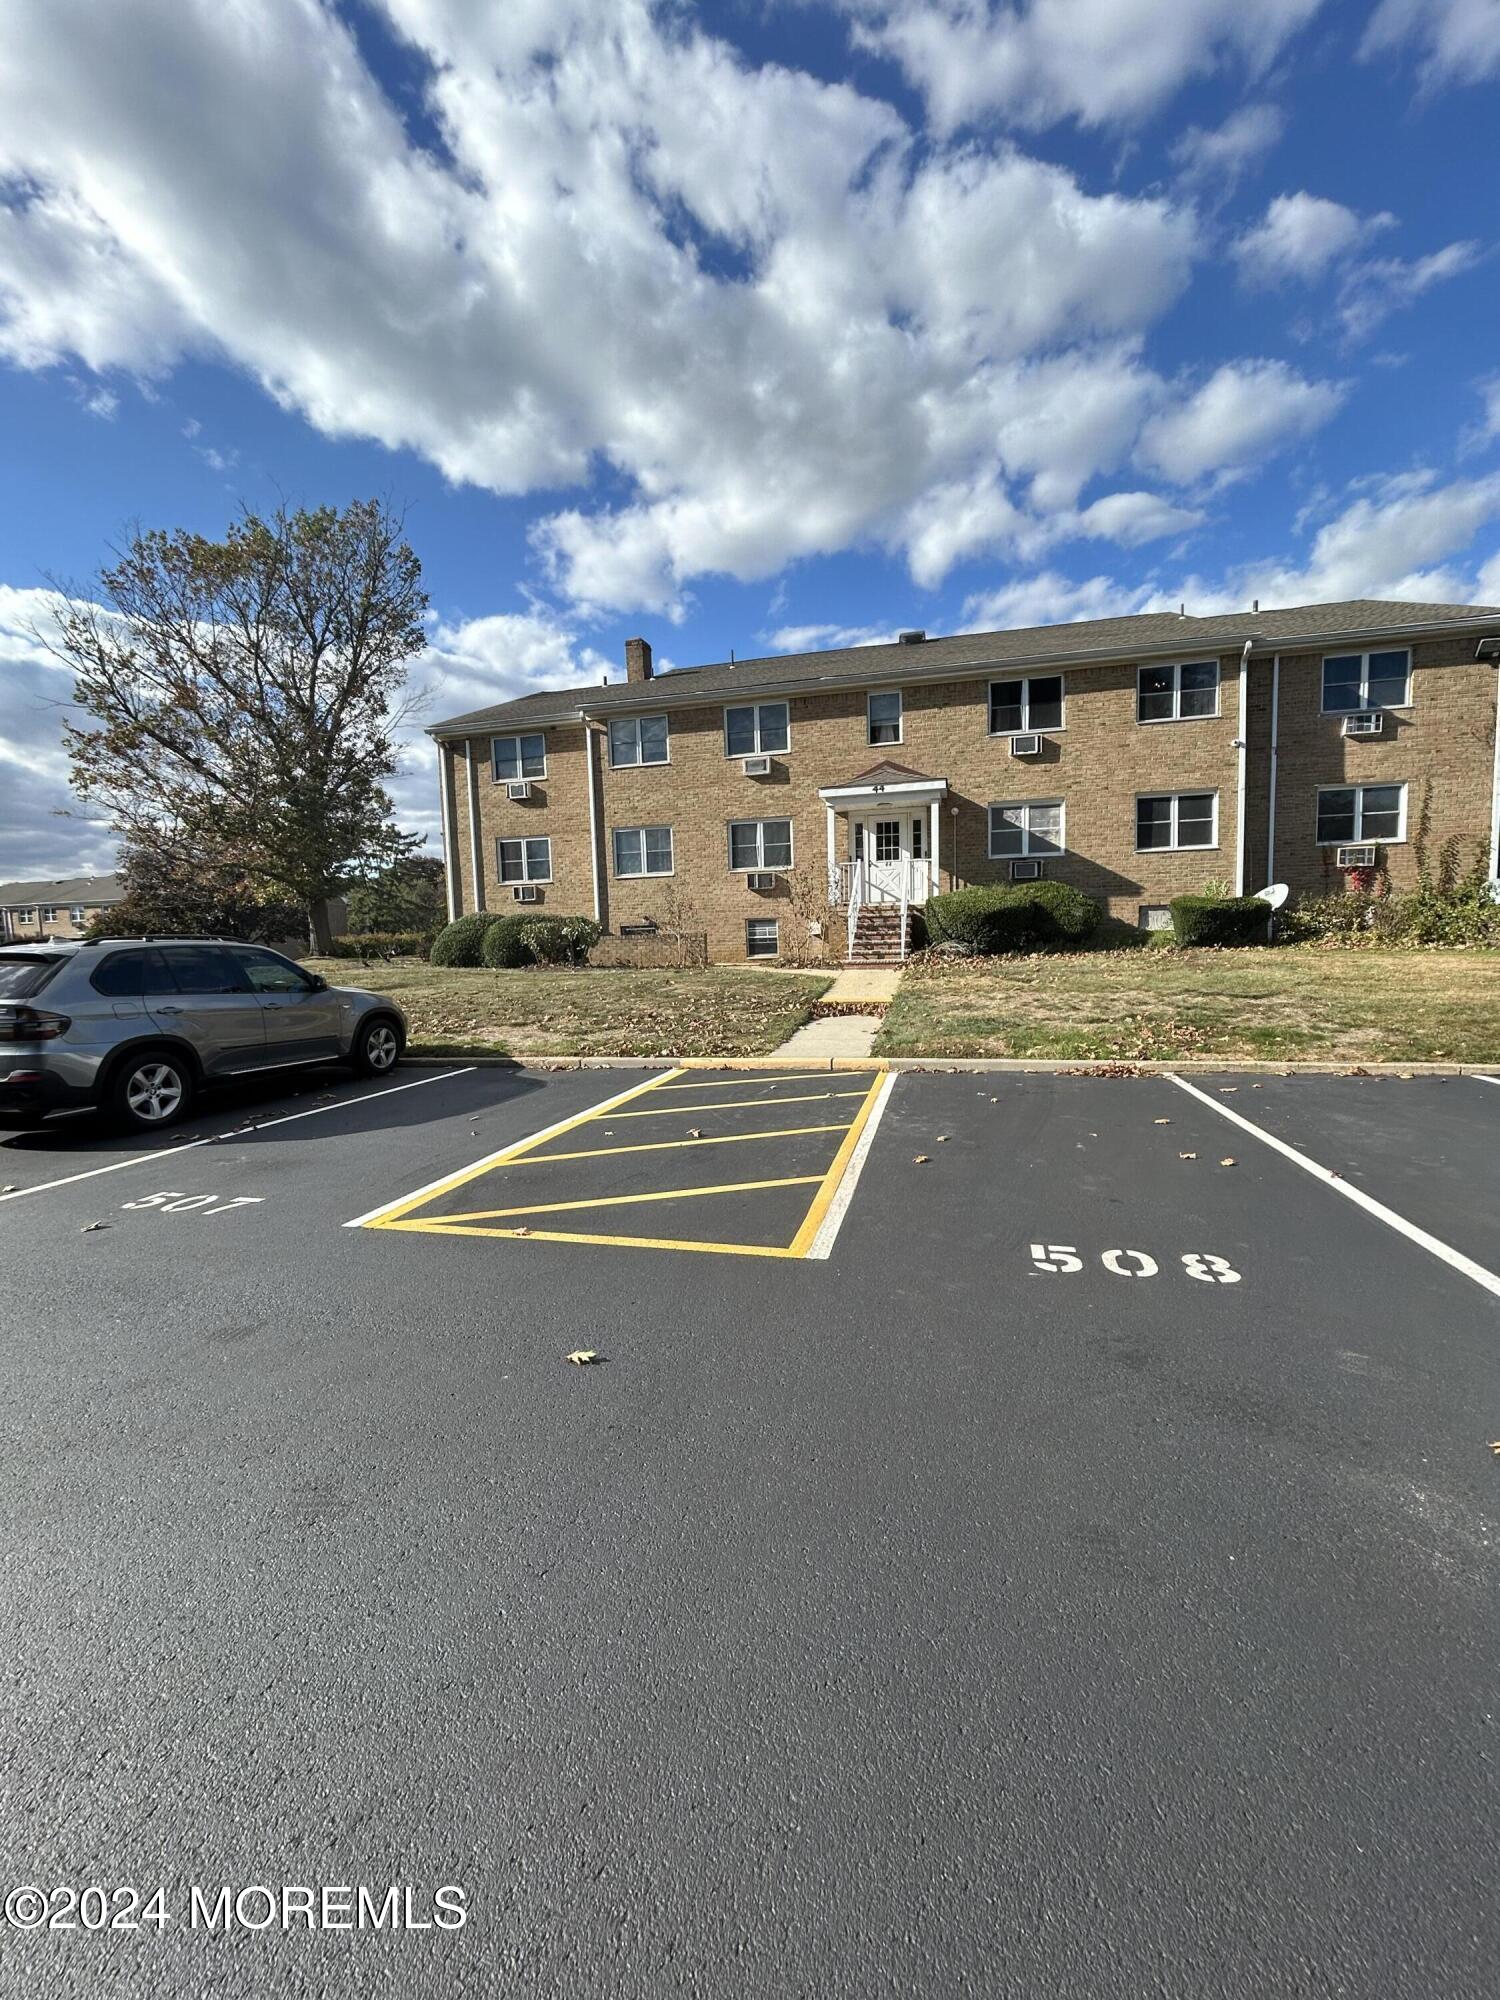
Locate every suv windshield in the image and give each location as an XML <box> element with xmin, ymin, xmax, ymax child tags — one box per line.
<box><xmin>0</xmin><ymin>953</ymin><xmax>63</xmax><ymax>1000</ymax></box>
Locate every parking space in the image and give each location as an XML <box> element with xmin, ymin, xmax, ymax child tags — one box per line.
<box><xmin>351</xmin><ymin>1066</ymin><xmax>892</xmax><ymax>1257</ymax></box>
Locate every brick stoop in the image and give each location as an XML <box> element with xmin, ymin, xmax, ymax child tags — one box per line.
<box><xmin>845</xmin><ymin>903</ymin><xmax>913</xmax><ymax>965</ymax></box>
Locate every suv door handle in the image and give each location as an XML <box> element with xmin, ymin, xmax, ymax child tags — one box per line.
<box><xmin>154</xmin><ymin>1004</ymin><xmax>184</xmax><ymax>1014</ymax></box>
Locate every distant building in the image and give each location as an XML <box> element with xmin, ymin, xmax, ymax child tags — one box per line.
<box><xmin>0</xmin><ymin>872</ymin><xmax>122</xmax><ymax>942</ymax></box>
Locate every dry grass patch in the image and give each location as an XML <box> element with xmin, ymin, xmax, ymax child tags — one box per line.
<box><xmin>873</xmin><ymin>947</ymin><xmax>1500</xmax><ymax>1063</ymax></box>
<box><xmin>307</xmin><ymin>959</ymin><xmax>833</xmax><ymax>1058</ymax></box>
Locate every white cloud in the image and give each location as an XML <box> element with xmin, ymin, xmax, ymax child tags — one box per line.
<box><xmin>1137</xmin><ymin>360</ymin><xmax>1344</xmax><ymax>486</ymax></box>
<box><xmin>767</xmin><ymin>622</ymin><xmax>896</xmax><ymax>652</ymax></box>
<box><xmin>1234</xmin><ymin>193</ymin><xmax>1395</xmax><ymax>286</ymax></box>
<box><xmin>1361</xmin><ymin>0</ymin><xmax>1500</xmax><ymax>92</ymax></box>
<box><xmin>0</xmin><ymin>0</ymin><xmax>1213</xmax><ymax>616</ymax></box>
<box><xmin>0</xmin><ymin>585</ymin><xmax>115</xmax><ymax>878</ymax></box>
<box><xmin>1170</xmin><ymin>103</ymin><xmax>1285</xmax><ymax>197</ymax></box>
<box><xmin>1068</xmin><ymin>491</ymin><xmax>1205</xmax><ymax>546</ymax></box>
<box><xmin>1336</xmin><ymin>240</ymin><xmax>1484</xmax><ymax>341</ymax></box>
<box><xmin>961</xmin><ymin>570</ymin><xmax>1153</xmax><ymax>630</ymax></box>
<box><xmin>843</xmin><ymin>0</ymin><xmax>1322</xmax><ymax>134</ymax></box>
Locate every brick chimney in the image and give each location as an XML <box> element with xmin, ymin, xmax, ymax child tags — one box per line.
<box><xmin>624</xmin><ymin>636</ymin><xmax>653</xmax><ymax>683</ymax></box>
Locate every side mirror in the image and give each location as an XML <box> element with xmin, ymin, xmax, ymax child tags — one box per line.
<box><xmin>306</xmin><ymin>972</ymin><xmax>328</xmax><ymax>991</ymax></box>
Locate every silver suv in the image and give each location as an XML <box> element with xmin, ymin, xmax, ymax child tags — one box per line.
<box><xmin>0</xmin><ymin>938</ymin><xmax>408</xmax><ymax>1133</ymax></box>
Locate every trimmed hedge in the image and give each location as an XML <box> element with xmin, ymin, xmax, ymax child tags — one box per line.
<box><xmin>480</xmin><ymin>914</ymin><xmax>602</xmax><ymax>969</ymax></box>
<box><xmin>429</xmin><ymin>913</ymin><xmax>504</xmax><ymax>966</ymax></box>
<box><xmin>924</xmin><ymin>881</ymin><xmax>1101</xmax><ymax>955</ymax></box>
<box><xmin>327</xmin><ymin>930</ymin><xmax>435</xmax><ymax>960</ymax></box>
<box><xmin>1169</xmin><ymin>895</ymin><xmax>1271</xmax><ymax>947</ymax></box>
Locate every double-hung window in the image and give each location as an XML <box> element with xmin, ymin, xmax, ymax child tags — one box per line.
<box><xmin>612</xmin><ymin>825</ymin><xmax>674</xmax><ymax>877</ymax></box>
<box><xmin>1321</xmin><ymin>650</ymin><xmax>1410</xmax><ymax>713</ymax></box>
<box><xmin>68</xmin><ymin>906</ymin><xmax>85</xmax><ymax>925</ymax></box>
<box><xmin>1137</xmin><ymin>661</ymin><xmax>1219</xmax><ymax>723</ymax></box>
<box><xmin>492</xmin><ymin>732</ymin><xmax>546</xmax><ymax>782</ymax></box>
<box><xmin>725</xmin><ymin>702</ymin><xmax>789</xmax><ymax>756</ymax></box>
<box><xmin>989</xmin><ymin>800</ymin><xmax>1064</xmax><ymax>858</ymax></box>
<box><xmin>989</xmin><ymin>675</ymin><xmax>1063</xmax><ymax>735</ymax></box>
<box><xmin>496</xmin><ymin>836</ymin><xmax>552</xmax><ymax>883</ymax></box>
<box><xmin>867</xmin><ymin>689</ymin><xmax>903</xmax><ymax>745</ymax></box>
<box><xmin>608</xmin><ymin>714</ymin><xmax>669</xmax><ymax>766</ymax></box>
<box><xmin>1136</xmin><ymin>792</ymin><xmax>1217</xmax><ymax>851</ymax></box>
<box><xmin>1316</xmin><ymin>784</ymin><xmax>1405</xmax><ymax>845</ymax></box>
<box><xmin>40</xmin><ymin>906</ymin><xmax>58</xmax><ymax>923</ymax></box>
<box><xmin>728</xmin><ymin>818</ymin><xmax>793</xmax><ymax>871</ymax></box>
<box><xmin>746</xmin><ymin>919</ymin><xmax>780</xmax><ymax>959</ymax></box>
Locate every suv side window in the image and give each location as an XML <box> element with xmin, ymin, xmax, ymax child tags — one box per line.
<box><xmin>227</xmin><ymin>946</ymin><xmax>313</xmax><ymax>994</ymax></box>
<box><xmin>155</xmin><ymin>945</ymin><xmax>249</xmax><ymax>994</ymax></box>
<box><xmin>89</xmin><ymin>948</ymin><xmax>162</xmax><ymax>998</ymax></box>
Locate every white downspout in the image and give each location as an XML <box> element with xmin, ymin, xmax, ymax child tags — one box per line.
<box><xmin>1266</xmin><ymin>655</ymin><xmax>1281</xmax><ymax>888</ymax></box>
<box><xmin>437</xmin><ymin>743</ymin><xmax>459</xmax><ymax>919</ymax></box>
<box><xmin>1489</xmin><ymin>658</ymin><xmax>1500</xmax><ymax>883</ymax></box>
<box><xmin>1234</xmin><ymin>640</ymin><xmax>1251</xmax><ymax>897</ymax></box>
<box><xmin>825</xmin><ymin>804</ymin><xmax>837</xmax><ymax>903</ymax></box>
<box><xmin>579</xmin><ymin>712</ymin><xmax>604</xmax><ymax>926</ymax></box>
<box><xmin>466</xmin><ymin>741</ymin><xmax>485</xmax><ymax>913</ymax></box>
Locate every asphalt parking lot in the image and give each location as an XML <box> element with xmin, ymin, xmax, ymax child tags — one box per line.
<box><xmin>2</xmin><ymin>1060</ymin><xmax>1498</xmax><ymax>1998</ymax></box>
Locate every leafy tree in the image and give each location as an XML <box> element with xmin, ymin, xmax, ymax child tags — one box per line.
<box><xmin>89</xmin><ymin>839</ymin><xmax>304</xmax><ymax>945</ymax></box>
<box><xmin>55</xmin><ymin>500</ymin><xmax>428</xmax><ymax>953</ymax></box>
<box><xmin>345</xmin><ymin>855</ymin><xmax>446</xmax><ymax>935</ymax></box>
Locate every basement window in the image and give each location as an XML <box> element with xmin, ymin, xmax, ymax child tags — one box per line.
<box><xmin>746</xmin><ymin>918</ymin><xmax>780</xmax><ymax>959</ymax></box>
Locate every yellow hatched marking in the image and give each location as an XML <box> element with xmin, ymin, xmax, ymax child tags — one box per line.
<box><xmin>787</xmin><ymin>1071</ymin><xmax>888</xmax><ymax>1256</ymax></box>
<box><xmin>651</xmin><ymin>1072</ymin><xmax>846</xmax><ymax>1091</ymax></box>
<box><xmin>362</xmin><ymin>1067</ymin><xmax>683</xmax><ymax>1228</ymax></box>
<box><xmin>519</xmin><ymin>1121</ymin><xmax>849</xmax><ymax>1165</ymax></box>
<box><xmin>382</xmin><ymin>1218</ymin><xmax>802</xmax><ymax>1258</ymax></box>
<box><xmin>607</xmin><ymin>1089</ymin><xmax>868</xmax><ymax>1119</ymax></box>
<box><xmin>436</xmin><ymin>1175</ymin><xmax>824</xmax><ymax>1224</ymax></box>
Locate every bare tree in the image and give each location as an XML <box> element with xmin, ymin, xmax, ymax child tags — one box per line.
<box><xmin>53</xmin><ymin>500</ymin><xmax>428</xmax><ymax>952</ymax></box>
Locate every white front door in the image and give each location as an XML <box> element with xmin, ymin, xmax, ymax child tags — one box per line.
<box><xmin>853</xmin><ymin>813</ymin><xmax>931</xmax><ymax>903</ymax></box>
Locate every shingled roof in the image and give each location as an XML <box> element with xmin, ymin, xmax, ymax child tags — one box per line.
<box><xmin>0</xmin><ymin>871</ymin><xmax>121</xmax><ymax>908</ymax></box>
<box><xmin>429</xmin><ymin>598</ymin><xmax>1500</xmax><ymax>737</ymax></box>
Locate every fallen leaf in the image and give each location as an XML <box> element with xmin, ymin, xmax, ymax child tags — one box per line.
<box><xmin>1219</xmin><ymin>1086</ymin><xmax>1238</xmax><ymax>1094</ymax></box>
<box><xmin>1179</xmin><ymin>1151</ymin><xmax>1197</xmax><ymax>1160</ymax></box>
<box><xmin>566</xmin><ymin>1349</ymin><xmax>599</xmax><ymax>1366</ymax></box>
<box><xmin>936</xmin><ymin>1134</ymin><xmax>950</xmax><ymax>1143</ymax></box>
<box><xmin>82</xmin><ymin>1221</ymin><xmax>110</xmax><ymax>1232</ymax></box>
<box><xmin>512</xmin><ymin>1226</ymin><xmax>532</xmax><ymax>1236</ymax></box>
<box><xmin>0</xmin><ymin>1184</ymin><xmax>16</xmax><ymax>1193</ymax></box>
<box><xmin>913</xmin><ymin>1154</ymin><xmax>931</xmax><ymax>1164</ymax></box>
<box><xmin>1153</xmin><ymin>1118</ymin><xmax>1171</xmax><ymax>1125</ymax></box>
<box><xmin>687</xmin><ymin>1127</ymin><xmax>704</xmax><ymax>1138</ymax></box>
<box><xmin>989</xmin><ymin>1095</ymin><xmax>997</xmax><ymax>1103</ymax></box>
<box><xmin>1219</xmin><ymin>1157</ymin><xmax>1236</xmax><ymax>1167</ymax></box>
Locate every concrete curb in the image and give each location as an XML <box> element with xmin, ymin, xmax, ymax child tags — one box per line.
<box><xmin>404</xmin><ymin>1052</ymin><xmax>1494</xmax><ymax>1077</ymax></box>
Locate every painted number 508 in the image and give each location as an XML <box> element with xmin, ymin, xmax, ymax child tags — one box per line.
<box><xmin>1030</xmin><ymin>1243</ymin><xmax>1240</xmax><ymax>1284</ymax></box>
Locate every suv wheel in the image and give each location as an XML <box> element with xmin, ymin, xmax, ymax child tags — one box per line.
<box><xmin>110</xmin><ymin>1051</ymin><xmax>195</xmax><ymax>1132</ymax></box>
<box><xmin>351</xmin><ymin>1017</ymin><xmax>403</xmax><ymax>1077</ymax></box>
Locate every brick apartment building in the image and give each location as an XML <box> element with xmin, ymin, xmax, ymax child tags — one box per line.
<box><xmin>0</xmin><ymin>873</ymin><xmax>122</xmax><ymax>943</ymax></box>
<box><xmin>429</xmin><ymin>600</ymin><xmax>1500</xmax><ymax>963</ymax></box>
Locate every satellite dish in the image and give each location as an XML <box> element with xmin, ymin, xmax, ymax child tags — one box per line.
<box><xmin>1255</xmin><ymin>883</ymin><xmax>1289</xmax><ymax>911</ymax></box>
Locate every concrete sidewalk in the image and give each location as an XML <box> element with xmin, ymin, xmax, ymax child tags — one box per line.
<box><xmin>776</xmin><ymin>965</ymin><xmax>901</xmax><ymax>1058</ymax></box>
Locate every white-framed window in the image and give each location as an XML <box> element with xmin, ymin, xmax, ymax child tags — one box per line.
<box><xmin>492</xmin><ymin>732</ymin><xmax>546</xmax><ymax>782</ymax></box>
<box><xmin>724</xmin><ymin>701</ymin><xmax>790</xmax><ymax>757</ymax></box>
<box><xmin>612</xmin><ymin>825</ymin><xmax>674</xmax><ymax>877</ymax></box>
<box><xmin>867</xmin><ymin>688</ymin><xmax>902</xmax><ymax>745</ymax></box>
<box><xmin>728</xmin><ymin>818</ymin><xmax>794</xmax><ymax>870</ymax></box>
<box><xmin>1136</xmin><ymin>792</ymin><xmax>1217</xmax><ymax>851</ymax></box>
<box><xmin>989</xmin><ymin>674</ymin><xmax>1063</xmax><ymax>735</ymax></box>
<box><xmin>608</xmin><ymin>714</ymin><xmax>669</xmax><ymax>767</ymax></box>
<box><xmin>40</xmin><ymin>906</ymin><xmax>59</xmax><ymax>923</ymax></box>
<box><xmin>69</xmin><ymin>906</ymin><xmax>85</xmax><ymax>925</ymax></box>
<box><xmin>1316</xmin><ymin>783</ymin><xmax>1406</xmax><ymax>845</ymax></box>
<box><xmin>746</xmin><ymin>918</ymin><xmax>780</xmax><ymax>959</ymax></box>
<box><xmin>15</xmin><ymin>908</ymin><xmax>35</xmax><ymax>924</ymax></box>
<box><xmin>1138</xmin><ymin>905</ymin><xmax>1172</xmax><ymax>932</ymax></box>
<box><xmin>496</xmin><ymin>836</ymin><xmax>552</xmax><ymax>883</ymax></box>
<box><xmin>1137</xmin><ymin>660</ymin><xmax>1219</xmax><ymax>723</ymax></box>
<box><xmin>1321</xmin><ymin>649</ymin><xmax>1410</xmax><ymax>714</ymax></box>
<box><xmin>988</xmin><ymin>799</ymin><xmax>1065</xmax><ymax>858</ymax></box>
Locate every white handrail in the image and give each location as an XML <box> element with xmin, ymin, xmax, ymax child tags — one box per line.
<box><xmin>846</xmin><ymin>857</ymin><xmax>863</xmax><ymax>960</ymax></box>
<box><xmin>898</xmin><ymin>855</ymin><xmax>911</xmax><ymax>962</ymax></box>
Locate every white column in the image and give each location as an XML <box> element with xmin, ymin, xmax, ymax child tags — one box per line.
<box><xmin>467</xmin><ymin>741</ymin><xmax>485</xmax><ymax>913</ymax></box>
<box><xmin>583</xmin><ymin>719</ymin><xmax>603</xmax><ymax>924</ymax></box>
<box><xmin>825</xmin><ymin>804</ymin><xmax>836</xmax><ymax>901</ymax></box>
<box><xmin>1234</xmin><ymin>643</ymin><xmax>1250</xmax><ymax>897</ymax></box>
<box><xmin>437</xmin><ymin>743</ymin><xmax>458</xmax><ymax>919</ymax></box>
<box><xmin>1489</xmin><ymin>661</ymin><xmax>1500</xmax><ymax>883</ymax></box>
<box><xmin>930</xmin><ymin>799</ymin><xmax>940</xmax><ymax>897</ymax></box>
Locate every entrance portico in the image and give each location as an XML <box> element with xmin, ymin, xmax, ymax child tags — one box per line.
<box><xmin>818</xmin><ymin>763</ymin><xmax>949</xmax><ymax>960</ymax></box>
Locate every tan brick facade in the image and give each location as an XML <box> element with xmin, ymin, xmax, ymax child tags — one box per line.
<box><xmin>438</xmin><ymin>629</ymin><xmax>1499</xmax><ymax>960</ymax></box>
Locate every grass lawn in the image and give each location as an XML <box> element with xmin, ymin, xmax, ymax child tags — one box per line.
<box><xmin>873</xmin><ymin>947</ymin><xmax>1500</xmax><ymax>1064</ymax></box>
<box><xmin>307</xmin><ymin>959</ymin><xmax>834</xmax><ymax>1058</ymax></box>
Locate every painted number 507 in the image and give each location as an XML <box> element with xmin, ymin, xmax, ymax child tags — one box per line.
<box><xmin>1030</xmin><ymin>1243</ymin><xmax>1241</xmax><ymax>1284</ymax></box>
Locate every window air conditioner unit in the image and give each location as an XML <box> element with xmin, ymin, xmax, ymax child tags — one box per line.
<box><xmin>505</xmin><ymin>780</ymin><xmax>533</xmax><ymax>800</ymax></box>
<box><xmin>512</xmin><ymin>883</ymin><xmax>540</xmax><ymax>902</ymax></box>
<box><xmin>1336</xmin><ymin>845</ymin><xmax>1376</xmax><ymax>868</ymax></box>
<box><xmin>1342</xmin><ymin>712</ymin><xmax>1383</xmax><ymax>738</ymax></box>
<box><xmin>1009</xmin><ymin>733</ymin><xmax>1042</xmax><ymax>757</ymax></box>
<box><xmin>742</xmin><ymin>754</ymin><xmax>772</xmax><ymax>776</ymax></box>
<box><xmin>748</xmin><ymin>871</ymin><xmax>779</xmax><ymax>891</ymax></box>
<box><xmin>1009</xmin><ymin>859</ymin><xmax>1042</xmax><ymax>881</ymax></box>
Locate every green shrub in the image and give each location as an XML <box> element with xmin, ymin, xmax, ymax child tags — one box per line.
<box><xmin>327</xmin><ymin>930</ymin><xmax>435</xmax><ymax>960</ymax></box>
<box><xmin>1279</xmin><ymin>894</ymin><xmax>1378</xmax><ymax>943</ymax></box>
<box><xmin>924</xmin><ymin>882</ymin><xmax>1102</xmax><ymax>955</ymax></box>
<box><xmin>1169</xmin><ymin>895</ymin><xmax>1271</xmax><ymax>947</ymax></box>
<box><xmin>1282</xmin><ymin>881</ymin><xmax>1500</xmax><ymax>947</ymax></box>
<box><xmin>479</xmin><ymin>914</ymin><xmax>602</xmax><ymax>968</ymax></box>
<box><xmin>429</xmin><ymin>913</ymin><xmax>503</xmax><ymax>967</ymax></box>
<box><xmin>480</xmin><ymin>915</ymin><xmax>531</xmax><ymax>968</ymax></box>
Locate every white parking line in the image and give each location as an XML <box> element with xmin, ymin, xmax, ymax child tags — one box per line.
<box><xmin>805</xmin><ymin>1072</ymin><xmax>897</xmax><ymax>1260</ymax></box>
<box><xmin>0</xmin><ymin>1068</ymin><xmax>478</xmax><ymax>1207</ymax></box>
<box><xmin>1167</xmin><ymin>1073</ymin><xmax>1500</xmax><ymax>1302</ymax></box>
<box><xmin>1472</xmin><ymin>1074</ymin><xmax>1500</xmax><ymax>1090</ymax></box>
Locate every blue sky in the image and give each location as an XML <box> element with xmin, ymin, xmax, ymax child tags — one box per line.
<box><xmin>2</xmin><ymin>0</ymin><xmax>1499</xmax><ymax>874</ymax></box>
